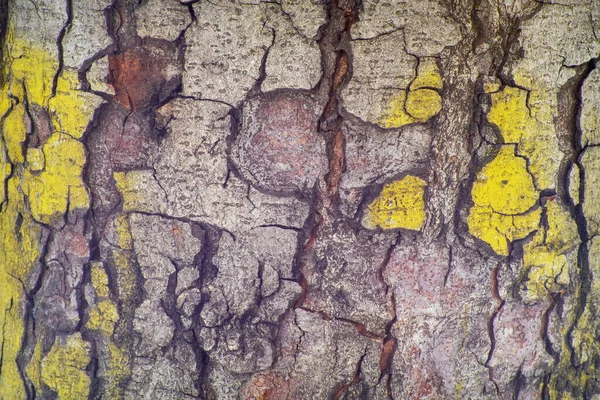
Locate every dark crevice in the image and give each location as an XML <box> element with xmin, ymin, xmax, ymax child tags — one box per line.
<box><xmin>250</xmin><ymin>224</ymin><xmax>302</xmax><ymax>233</ymax></box>
<box><xmin>540</xmin><ymin>292</ymin><xmax>559</xmax><ymax>363</ymax></box>
<box><xmin>16</xmin><ymin>227</ymin><xmax>51</xmax><ymax>400</ymax></box>
<box><xmin>51</xmin><ymin>0</ymin><xmax>73</xmax><ymax>98</ymax></box>
<box><xmin>332</xmin><ymin>348</ymin><xmax>366</xmax><ymax>399</ymax></box>
<box><xmin>485</xmin><ymin>263</ymin><xmax>505</xmax><ymax>394</ymax></box>
<box><xmin>443</xmin><ymin>244</ymin><xmax>454</xmax><ymax>287</ymax></box>
<box><xmin>77</xmin><ymin>45</ymin><xmax>115</xmax><ymax>101</ymax></box>
<box><xmin>552</xmin><ymin>57</ymin><xmax>597</xmax><ymax>397</ymax></box>
<box><xmin>0</xmin><ymin>0</ymin><xmax>10</xmax><ymax>80</ymax></box>
<box><xmin>292</xmin><ymin>0</ymin><xmax>358</xmax><ymax>314</ymax></box>
<box><xmin>379</xmin><ymin>295</ymin><xmax>397</xmax><ymax>399</ymax></box>
<box><xmin>176</xmin><ymin>94</ymin><xmax>235</xmax><ymax>110</ymax></box>
<box><xmin>512</xmin><ymin>364</ymin><xmax>526</xmax><ymax>400</ymax></box>
<box><xmin>250</xmin><ymin>22</ymin><xmax>276</xmax><ymax>97</ymax></box>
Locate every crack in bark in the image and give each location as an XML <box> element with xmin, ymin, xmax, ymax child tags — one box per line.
<box><xmin>293</xmin><ymin>0</ymin><xmax>357</xmax><ymax>310</ymax></box>
<box><xmin>558</xmin><ymin>57</ymin><xmax>597</xmax><ymax>395</ymax></box>
<box><xmin>485</xmin><ymin>262</ymin><xmax>506</xmax><ymax>394</ymax></box>
<box><xmin>251</xmin><ymin>21</ymin><xmax>276</xmax><ymax>97</ymax></box>
<box><xmin>50</xmin><ymin>0</ymin><xmax>73</xmax><ymax>98</ymax></box>
<box><xmin>540</xmin><ymin>292</ymin><xmax>560</xmax><ymax>363</ymax></box>
<box><xmin>374</xmin><ymin>234</ymin><xmax>399</xmax><ymax>398</ymax></box>
<box><xmin>443</xmin><ymin>244</ymin><xmax>454</xmax><ymax>287</ymax></box>
<box><xmin>16</xmin><ymin>227</ymin><xmax>51</xmax><ymax>400</ymax></box>
<box><xmin>332</xmin><ymin>348</ymin><xmax>366</xmax><ymax>399</ymax></box>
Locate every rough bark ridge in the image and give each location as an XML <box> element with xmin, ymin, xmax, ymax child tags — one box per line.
<box><xmin>0</xmin><ymin>0</ymin><xmax>599</xmax><ymax>398</ymax></box>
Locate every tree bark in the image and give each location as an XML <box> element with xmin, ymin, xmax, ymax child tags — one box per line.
<box><xmin>1</xmin><ymin>0</ymin><xmax>599</xmax><ymax>398</ymax></box>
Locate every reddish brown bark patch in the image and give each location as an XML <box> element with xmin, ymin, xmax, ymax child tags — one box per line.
<box><xmin>240</xmin><ymin>370</ymin><xmax>291</xmax><ymax>400</ymax></box>
<box><xmin>108</xmin><ymin>40</ymin><xmax>182</xmax><ymax>111</ymax></box>
<box><xmin>231</xmin><ymin>90</ymin><xmax>328</xmax><ymax>196</ymax></box>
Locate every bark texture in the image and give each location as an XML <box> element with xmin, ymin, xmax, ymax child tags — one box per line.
<box><xmin>1</xmin><ymin>0</ymin><xmax>599</xmax><ymax>398</ymax></box>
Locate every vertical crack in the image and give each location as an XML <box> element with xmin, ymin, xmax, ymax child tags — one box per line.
<box><xmin>16</xmin><ymin>227</ymin><xmax>51</xmax><ymax>400</ymax></box>
<box><xmin>375</xmin><ymin>234</ymin><xmax>399</xmax><ymax>398</ymax></box>
<box><xmin>51</xmin><ymin>0</ymin><xmax>73</xmax><ymax>97</ymax></box>
<box><xmin>251</xmin><ymin>22</ymin><xmax>276</xmax><ymax>96</ymax></box>
<box><xmin>332</xmin><ymin>348</ymin><xmax>366</xmax><ymax>399</ymax></box>
<box><xmin>293</xmin><ymin>0</ymin><xmax>358</xmax><ymax>311</ymax></box>
<box><xmin>548</xmin><ymin>58</ymin><xmax>597</xmax><ymax>395</ymax></box>
<box><xmin>540</xmin><ymin>292</ymin><xmax>559</xmax><ymax>363</ymax></box>
<box><xmin>485</xmin><ymin>263</ymin><xmax>505</xmax><ymax>394</ymax></box>
<box><xmin>0</xmin><ymin>0</ymin><xmax>10</xmax><ymax>72</ymax></box>
<box><xmin>443</xmin><ymin>245</ymin><xmax>454</xmax><ymax>287</ymax></box>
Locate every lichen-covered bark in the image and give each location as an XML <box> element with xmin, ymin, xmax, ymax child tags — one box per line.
<box><xmin>1</xmin><ymin>0</ymin><xmax>599</xmax><ymax>398</ymax></box>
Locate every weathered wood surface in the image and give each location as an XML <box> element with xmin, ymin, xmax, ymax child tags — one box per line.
<box><xmin>1</xmin><ymin>0</ymin><xmax>599</xmax><ymax>398</ymax></box>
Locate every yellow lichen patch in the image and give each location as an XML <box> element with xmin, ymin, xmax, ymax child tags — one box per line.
<box><xmin>3</xmin><ymin>103</ymin><xmax>28</xmax><ymax>163</ymax></box>
<box><xmin>41</xmin><ymin>333</ymin><xmax>91</xmax><ymax>399</ymax></box>
<box><xmin>588</xmin><ymin>237</ymin><xmax>600</xmax><ymax>303</ymax></box>
<box><xmin>113</xmin><ymin>170</ymin><xmax>166</xmax><ymax>214</ymax></box>
<box><xmin>105</xmin><ymin>341</ymin><xmax>131</xmax><ymax>399</ymax></box>
<box><xmin>26</xmin><ymin>147</ymin><xmax>45</xmax><ymax>172</ymax></box>
<box><xmin>89</xmin><ymin>262</ymin><xmax>119</xmax><ymax>336</ymax></box>
<box><xmin>483</xmin><ymin>82</ymin><xmax>501</xmax><ymax>94</ymax></box>
<box><xmin>0</xmin><ymin>85</ymin><xmax>13</xmax><ymax>118</ymax></box>
<box><xmin>89</xmin><ymin>259</ymin><xmax>130</xmax><ymax>397</ymax></box>
<box><xmin>405</xmin><ymin>89</ymin><xmax>442</xmax><ymax>121</ymax></box>
<box><xmin>468</xmin><ymin>81</ymin><xmax>572</xmax><ymax>257</ymax></box>
<box><xmin>522</xmin><ymin>246</ymin><xmax>569</xmax><ymax>301</ymax></box>
<box><xmin>49</xmin><ymin>68</ymin><xmax>103</xmax><ymax>139</ymax></box>
<box><xmin>7</xmin><ymin>38</ymin><xmax>57</xmax><ymax>106</ymax></box>
<box><xmin>109</xmin><ymin>214</ymin><xmax>137</xmax><ymax>302</ymax></box>
<box><xmin>87</xmin><ymin>300</ymin><xmax>119</xmax><ymax>336</ymax></box>
<box><xmin>580</xmin><ymin>147</ymin><xmax>600</xmax><ymax>237</ymax></box>
<box><xmin>487</xmin><ymin>86</ymin><xmax>559</xmax><ymax>189</ymax></box>
<box><xmin>2</xmin><ymin>35</ymin><xmax>100</xmax><ymax>225</ymax></box>
<box><xmin>0</xmin><ymin>176</ymin><xmax>43</xmax><ymax>398</ymax></box>
<box><xmin>23</xmin><ymin>133</ymin><xmax>89</xmax><ymax>224</ymax></box>
<box><xmin>410</xmin><ymin>58</ymin><xmax>443</xmax><ymax>90</ymax></box>
<box><xmin>381</xmin><ymin>60</ymin><xmax>443</xmax><ymax>128</ymax></box>
<box><xmin>471</xmin><ymin>146</ymin><xmax>538</xmax><ymax>214</ymax></box>
<box><xmin>113</xmin><ymin>248</ymin><xmax>137</xmax><ymax>302</ymax></box>
<box><xmin>467</xmin><ymin>205</ymin><xmax>541</xmax><ymax>256</ymax></box>
<box><xmin>568</xmin><ymin>305</ymin><xmax>600</xmax><ymax>376</ymax></box>
<box><xmin>113</xmin><ymin>171</ymin><xmax>142</xmax><ymax>212</ymax></box>
<box><xmin>362</xmin><ymin>175</ymin><xmax>426</xmax><ymax>231</ymax></box>
<box><xmin>487</xmin><ymin>87</ymin><xmax>531</xmax><ymax>143</ymax></box>
<box><xmin>114</xmin><ymin>214</ymin><xmax>133</xmax><ymax>250</ymax></box>
<box><xmin>26</xmin><ymin>340</ymin><xmax>43</xmax><ymax>392</ymax></box>
<box><xmin>380</xmin><ymin>90</ymin><xmax>415</xmax><ymax>128</ymax></box>
<box><xmin>485</xmin><ymin>201</ymin><xmax>576</xmax><ymax>312</ymax></box>
<box><xmin>91</xmin><ymin>262</ymin><xmax>111</xmax><ymax>298</ymax></box>
<box><xmin>1</xmin><ymin>35</ymin><xmax>97</xmax><ymax>224</ymax></box>
<box><xmin>540</xmin><ymin>224</ymin><xmax>598</xmax><ymax>397</ymax></box>
<box><xmin>543</xmin><ymin>201</ymin><xmax>579</xmax><ymax>251</ymax></box>
<box><xmin>1</xmin><ymin>29</ymin><xmax>99</xmax><ymax>397</ymax></box>
<box><xmin>467</xmin><ymin>144</ymin><xmax>544</xmax><ymax>255</ymax></box>
<box><xmin>454</xmin><ymin>381</ymin><xmax>464</xmax><ymax>400</ymax></box>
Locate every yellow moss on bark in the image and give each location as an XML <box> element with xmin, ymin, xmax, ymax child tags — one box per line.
<box><xmin>381</xmin><ymin>58</ymin><xmax>443</xmax><ymax>128</ymax></box>
<box><xmin>363</xmin><ymin>175</ymin><xmax>427</xmax><ymax>231</ymax></box>
<box><xmin>41</xmin><ymin>334</ymin><xmax>91</xmax><ymax>399</ymax></box>
<box><xmin>1</xmin><ymin>24</ymin><xmax>98</xmax><ymax>397</ymax></box>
